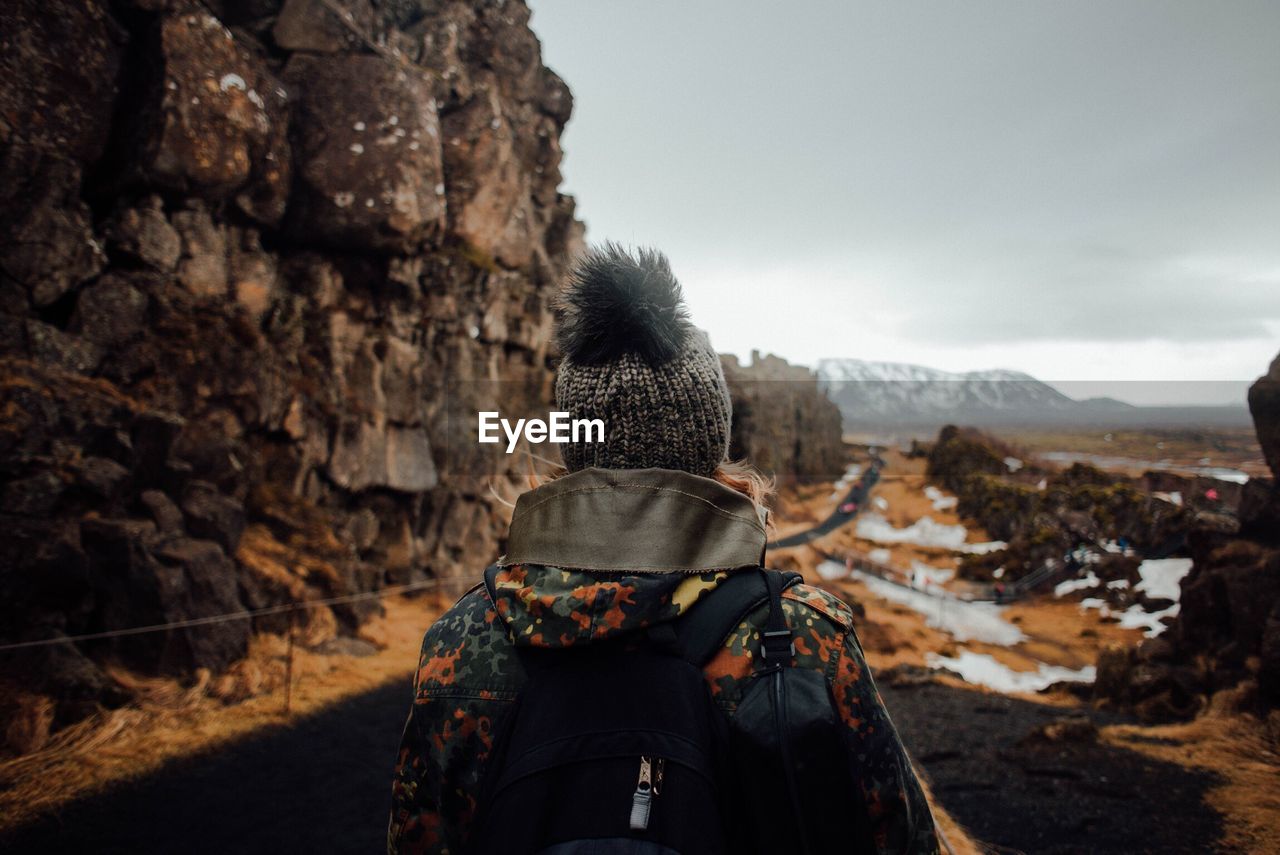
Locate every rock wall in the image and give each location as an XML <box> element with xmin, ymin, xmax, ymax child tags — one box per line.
<box><xmin>721</xmin><ymin>351</ymin><xmax>846</xmax><ymax>482</ymax></box>
<box><xmin>1096</xmin><ymin>350</ymin><xmax>1280</xmax><ymax>722</ymax></box>
<box><xmin>926</xmin><ymin>426</ymin><xmax>1191</xmax><ymax>583</ymax></box>
<box><xmin>0</xmin><ymin>0</ymin><xmax>581</xmax><ymax>729</ymax></box>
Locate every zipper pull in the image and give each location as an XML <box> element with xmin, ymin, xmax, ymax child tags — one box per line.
<box><xmin>629</xmin><ymin>756</ymin><xmax>654</xmax><ymax>831</ymax></box>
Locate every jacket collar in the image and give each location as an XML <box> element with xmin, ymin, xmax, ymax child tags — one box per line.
<box><xmin>500</xmin><ymin>467</ymin><xmax>767</xmax><ymax>573</ymax></box>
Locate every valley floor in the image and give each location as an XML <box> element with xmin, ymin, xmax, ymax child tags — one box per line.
<box><xmin>3</xmin><ymin>446</ymin><xmax>1277</xmax><ymax>853</ymax></box>
<box><xmin>772</xmin><ymin>444</ymin><xmax>1280</xmax><ymax>853</ymax></box>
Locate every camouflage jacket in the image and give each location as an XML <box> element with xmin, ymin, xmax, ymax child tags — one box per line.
<box><xmin>388</xmin><ymin>468</ymin><xmax>938</xmax><ymax>854</ymax></box>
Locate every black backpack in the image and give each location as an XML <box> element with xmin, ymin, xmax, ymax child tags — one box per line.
<box><xmin>470</xmin><ymin>567</ymin><xmax>873</xmax><ymax>855</ymax></box>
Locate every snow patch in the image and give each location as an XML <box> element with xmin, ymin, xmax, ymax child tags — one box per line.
<box><xmin>1135</xmin><ymin>558</ymin><xmax>1193</xmax><ymax>602</ymax></box>
<box><xmin>1079</xmin><ymin>594</ymin><xmax>1183</xmax><ymax>638</ymax></box>
<box><xmin>911</xmin><ymin>562</ymin><xmax>954</xmax><ymax>587</ymax></box>
<box><xmin>843</xmin><ymin>565</ymin><xmax>1024</xmax><ymax>645</ymax></box>
<box><xmin>218</xmin><ymin>73</ymin><xmax>246</xmax><ymax>93</ymax></box>
<box><xmin>817</xmin><ymin>561</ymin><xmax>850</xmax><ymax>581</ymax></box>
<box><xmin>923</xmin><ymin>486</ymin><xmax>958</xmax><ymax>511</ymax></box>
<box><xmin>856</xmin><ymin>513</ymin><xmax>1005</xmax><ymax>554</ymax></box>
<box><xmin>927</xmin><ymin>650</ymin><xmax>1096</xmax><ymax>694</ymax></box>
<box><xmin>1054</xmin><ymin>571</ymin><xmax>1100</xmax><ymax>597</ymax></box>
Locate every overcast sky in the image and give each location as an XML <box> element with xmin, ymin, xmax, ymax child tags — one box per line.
<box><xmin>527</xmin><ymin>1</ymin><xmax>1279</xmax><ymax>405</ymax></box>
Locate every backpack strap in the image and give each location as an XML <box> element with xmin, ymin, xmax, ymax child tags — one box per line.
<box><xmin>758</xmin><ymin>568</ymin><xmax>797</xmax><ymax>665</ymax></box>
<box><xmin>674</xmin><ymin>568</ymin><xmax>802</xmax><ymax>666</ymax></box>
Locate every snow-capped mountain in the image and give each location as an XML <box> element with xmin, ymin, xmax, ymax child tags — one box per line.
<box><xmin>813</xmin><ymin>358</ymin><xmax>1145</xmax><ymax>427</ymax></box>
<box><xmin>813</xmin><ymin>358</ymin><xmax>1249</xmax><ymax>428</ymax></box>
<box><xmin>816</xmin><ymin>359</ymin><xmax>1076</xmax><ymax>421</ymax></box>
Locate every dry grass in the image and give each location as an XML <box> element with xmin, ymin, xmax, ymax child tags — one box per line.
<box><xmin>0</xmin><ymin>594</ymin><xmax>446</xmax><ymax>831</ymax></box>
<box><xmin>1001</xmin><ymin>426</ymin><xmax>1268</xmax><ymax>480</ymax></box>
<box><xmin>1103</xmin><ymin>691</ymin><xmax>1280</xmax><ymax>852</ymax></box>
<box><xmin>916</xmin><ymin>776</ymin><xmax>986</xmax><ymax>855</ymax></box>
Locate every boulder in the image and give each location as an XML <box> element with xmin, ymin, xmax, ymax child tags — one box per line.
<box><xmin>147</xmin><ymin>537</ymin><xmax>251</xmax><ymax>673</ymax></box>
<box><xmin>441</xmin><ymin>86</ymin><xmax>538</xmax><ymax>268</ymax></box>
<box><xmin>327</xmin><ymin>421</ymin><xmax>438</xmax><ymax>493</ymax></box>
<box><xmin>0</xmin><ymin>0</ymin><xmax>123</xmax><ymax>164</ymax></box>
<box><xmin>1261</xmin><ymin>603</ymin><xmax>1280</xmax><ymax>704</ymax></box>
<box><xmin>1</xmin><ymin>161</ymin><xmax>107</xmax><ymax>308</ymax></box>
<box><xmin>81</xmin><ymin>518</ymin><xmax>249</xmax><ymax>674</ymax></box>
<box><xmin>171</xmin><ymin>204</ymin><xmax>231</xmax><ymax>298</ymax></box>
<box><xmin>1239</xmin><ymin>478</ymin><xmax>1280</xmax><ymax>543</ymax></box>
<box><xmin>72</xmin><ymin>276</ymin><xmax>150</xmax><ymax>346</ymax></box>
<box><xmin>4</xmin><ymin>634</ymin><xmax>128</xmax><ymax>723</ymax></box>
<box><xmin>381</xmin><ymin>337</ymin><xmax>426</xmax><ymax>426</ymax></box>
<box><xmin>24</xmin><ymin>320</ymin><xmax>103</xmax><ymax>374</ymax></box>
<box><xmin>181</xmin><ymin>480</ymin><xmax>247</xmax><ymax>552</ymax></box>
<box><xmin>103</xmin><ymin>197</ymin><xmax>181</xmax><ymax>271</ymax></box>
<box><xmin>284</xmin><ymin>54</ymin><xmax>445</xmax><ymax>252</ymax></box>
<box><xmin>1249</xmin><ymin>351</ymin><xmax>1280</xmax><ymax>480</ymax></box>
<box><xmin>272</xmin><ymin>0</ymin><xmax>373</xmax><ymax>53</ymax></box>
<box><xmin>141</xmin><ymin>489</ymin><xmax>186</xmax><ymax>534</ymax></box>
<box><xmin>133</xmin><ymin>12</ymin><xmax>291</xmax><ymax>224</ymax></box>
<box><xmin>75</xmin><ymin>456</ymin><xmax>132</xmax><ymax>501</ymax></box>
<box><xmin>1</xmin><ymin>471</ymin><xmax>66</xmax><ymax>516</ymax></box>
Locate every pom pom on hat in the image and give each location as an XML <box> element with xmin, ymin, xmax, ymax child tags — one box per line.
<box><xmin>554</xmin><ymin>243</ymin><xmax>691</xmax><ymax>366</ymax></box>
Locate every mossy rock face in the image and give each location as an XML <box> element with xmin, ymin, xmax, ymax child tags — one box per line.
<box><xmin>926</xmin><ymin>424</ymin><xmax>1196</xmax><ymax>589</ymax></box>
<box><xmin>954</xmin><ymin>472</ymin><xmax>1041</xmax><ymax>542</ymax></box>
<box><xmin>1052</xmin><ymin>462</ymin><xmax>1113</xmax><ymax>489</ymax></box>
<box><xmin>926</xmin><ymin>425</ymin><xmax>1010</xmax><ymax>494</ymax></box>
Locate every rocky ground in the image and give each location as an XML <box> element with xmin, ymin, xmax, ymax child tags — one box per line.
<box><xmin>1</xmin><ymin>679</ymin><xmax>411</xmax><ymax>854</ymax></box>
<box><xmin>882</xmin><ymin>681</ymin><xmax>1223</xmax><ymax>854</ymax></box>
<box><xmin>772</xmin><ymin>428</ymin><xmax>1280</xmax><ymax>852</ymax></box>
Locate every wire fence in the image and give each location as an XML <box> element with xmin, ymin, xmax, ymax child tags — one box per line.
<box><xmin>0</xmin><ymin>578</ymin><xmax>451</xmax><ymax>654</ymax></box>
<box><xmin>0</xmin><ymin>576</ymin><xmax>464</xmax><ymax>717</ymax></box>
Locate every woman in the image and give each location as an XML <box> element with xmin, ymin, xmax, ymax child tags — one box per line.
<box><xmin>389</xmin><ymin>244</ymin><xmax>938</xmax><ymax>854</ymax></box>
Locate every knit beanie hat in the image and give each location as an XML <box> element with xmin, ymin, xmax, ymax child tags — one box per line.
<box><xmin>553</xmin><ymin>243</ymin><xmax>732</xmax><ymax>478</ymax></box>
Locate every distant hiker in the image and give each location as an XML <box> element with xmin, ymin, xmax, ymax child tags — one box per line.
<box><xmin>994</xmin><ymin>582</ymin><xmax>1006</xmax><ymax>604</ymax></box>
<box><xmin>388</xmin><ymin>244</ymin><xmax>938</xmax><ymax>855</ymax></box>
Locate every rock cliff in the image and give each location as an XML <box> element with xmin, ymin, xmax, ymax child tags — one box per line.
<box><xmin>1095</xmin><ymin>350</ymin><xmax>1280</xmax><ymax>722</ymax></box>
<box><xmin>721</xmin><ymin>351</ymin><xmax>846</xmax><ymax>482</ymax></box>
<box><xmin>926</xmin><ymin>426</ymin><xmax>1191</xmax><ymax>584</ymax></box>
<box><xmin>1</xmin><ymin>0</ymin><xmax>581</xmax><ymax>731</ymax></box>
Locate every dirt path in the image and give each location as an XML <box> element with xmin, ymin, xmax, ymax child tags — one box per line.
<box><xmin>0</xmin><ymin>680</ymin><xmax>412</xmax><ymax>854</ymax></box>
<box><xmin>2</xmin><ymin>674</ymin><xmax>1227</xmax><ymax>854</ymax></box>
<box><xmin>770</xmin><ymin>457</ymin><xmax>881</xmax><ymax>548</ymax></box>
<box><xmin>880</xmin><ymin>681</ymin><xmax>1225</xmax><ymax>854</ymax></box>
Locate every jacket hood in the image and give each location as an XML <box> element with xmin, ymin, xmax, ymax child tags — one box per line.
<box><xmin>489</xmin><ymin>467</ymin><xmax>767</xmax><ymax>648</ymax></box>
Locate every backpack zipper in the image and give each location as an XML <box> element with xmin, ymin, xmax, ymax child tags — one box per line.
<box><xmin>629</xmin><ymin>756</ymin><xmax>665</xmax><ymax>831</ymax></box>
